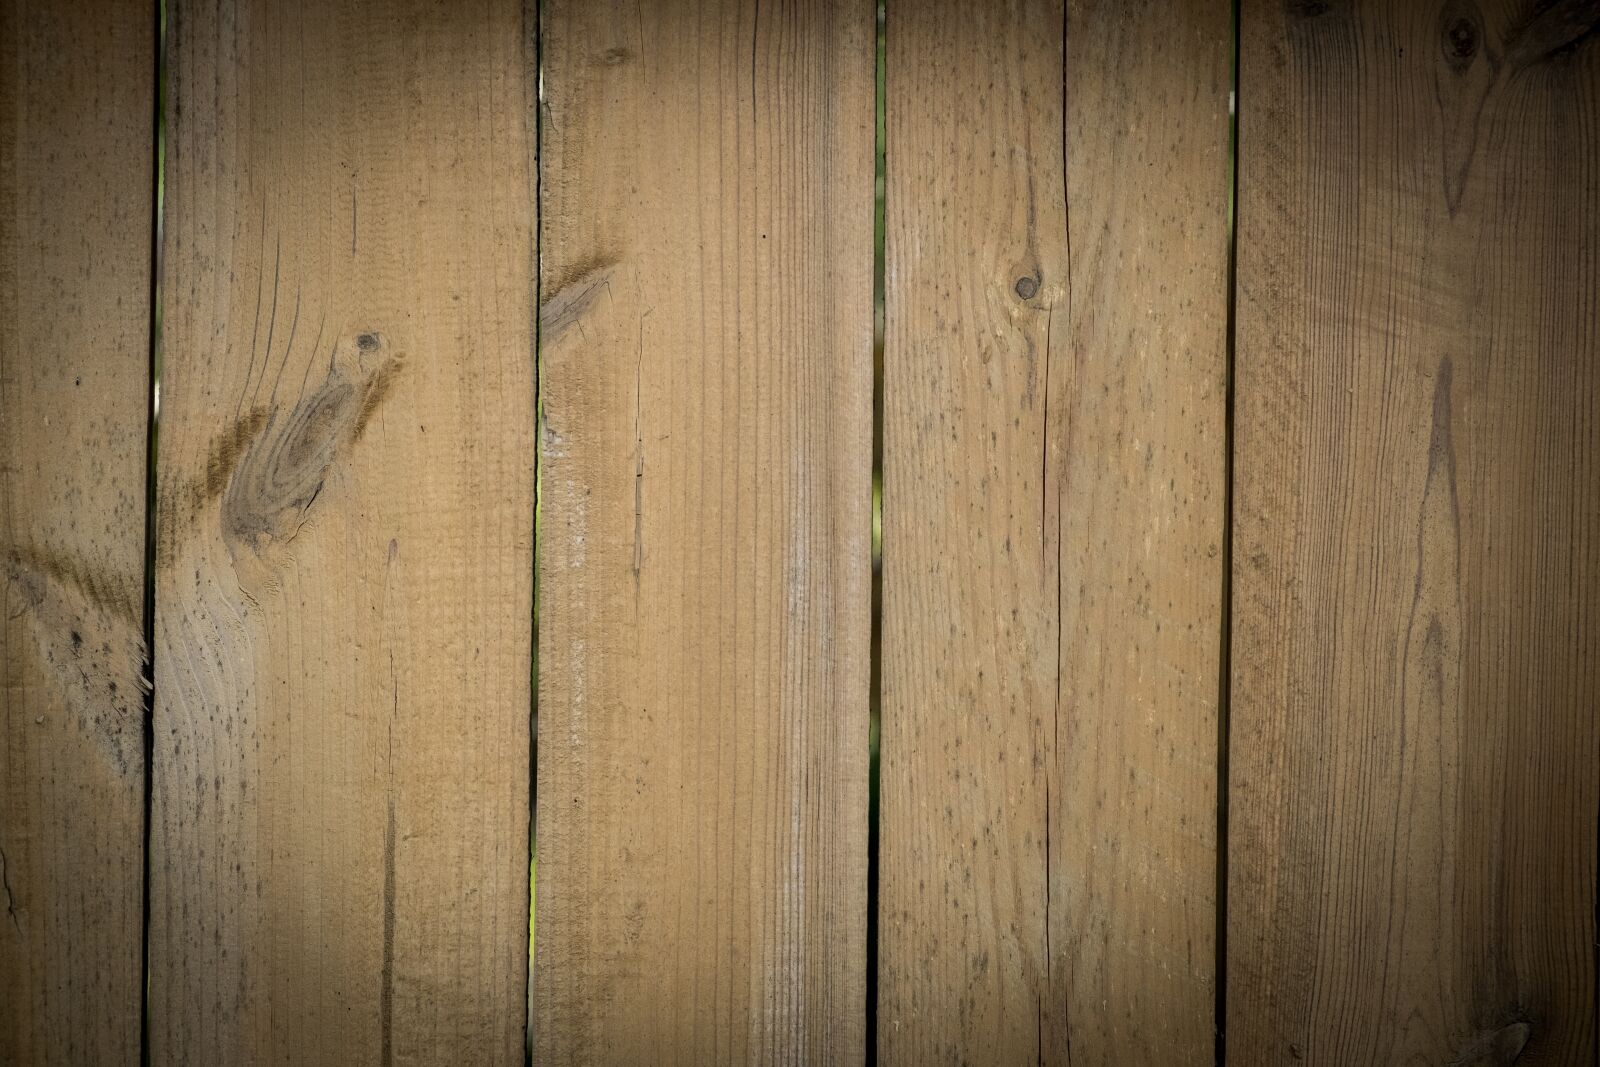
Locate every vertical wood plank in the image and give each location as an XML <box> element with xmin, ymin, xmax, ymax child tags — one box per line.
<box><xmin>1051</xmin><ymin>3</ymin><xmax>1231</xmax><ymax>1057</ymax></box>
<box><xmin>1231</xmin><ymin>0</ymin><xmax>1599</xmax><ymax>1061</ymax></box>
<box><xmin>0</xmin><ymin>2</ymin><xmax>153</xmax><ymax>1063</ymax></box>
<box><xmin>150</xmin><ymin>1</ymin><xmax>534</xmax><ymax>1061</ymax></box>
<box><xmin>879</xmin><ymin>1</ymin><xmax>1231</xmax><ymax>1062</ymax></box>
<box><xmin>534</xmin><ymin>1</ymin><xmax>874</xmax><ymax>1061</ymax></box>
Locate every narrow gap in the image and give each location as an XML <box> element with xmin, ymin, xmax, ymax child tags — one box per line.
<box><xmin>527</xmin><ymin>1</ymin><xmax>544</xmax><ymax>1061</ymax></box>
<box><xmin>866</xmin><ymin>3</ymin><xmax>887</xmax><ymax>1063</ymax></box>
<box><xmin>1215</xmin><ymin>2</ymin><xmax>1241</xmax><ymax>1064</ymax></box>
<box><xmin>139</xmin><ymin>2</ymin><xmax>168</xmax><ymax>1064</ymax></box>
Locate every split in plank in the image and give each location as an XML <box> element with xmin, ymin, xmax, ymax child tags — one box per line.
<box><xmin>879</xmin><ymin>1</ymin><xmax>1231</xmax><ymax>1062</ymax></box>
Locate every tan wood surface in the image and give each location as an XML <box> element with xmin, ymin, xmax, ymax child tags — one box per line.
<box><xmin>534</xmin><ymin>1</ymin><xmax>875</xmax><ymax>1062</ymax></box>
<box><xmin>1230</xmin><ymin>0</ymin><xmax>1599</xmax><ymax>1061</ymax></box>
<box><xmin>878</xmin><ymin>1</ymin><xmax>1231</xmax><ymax>1062</ymax></box>
<box><xmin>0</xmin><ymin>2</ymin><xmax>154</xmax><ymax>1063</ymax></box>
<box><xmin>149</xmin><ymin>1</ymin><xmax>535</xmax><ymax>1061</ymax></box>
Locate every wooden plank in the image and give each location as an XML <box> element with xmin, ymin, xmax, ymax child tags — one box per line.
<box><xmin>878</xmin><ymin>1</ymin><xmax>1231</xmax><ymax>1061</ymax></box>
<box><xmin>1230</xmin><ymin>0</ymin><xmax>1599</xmax><ymax>1061</ymax></box>
<box><xmin>149</xmin><ymin>1</ymin><xmax>534</xmax><ymax>1061</ymax></box>
<box><xmin>0</xmin><ymin>1</ymin><xmax>153</xmax><ymax>1063</ymax></box>
<box><xmin>534</xmin><ymin>1</ymin><xmax>874</xmax><ymax>1061</ymax></box>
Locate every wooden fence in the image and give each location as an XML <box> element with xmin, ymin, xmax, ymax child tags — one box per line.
<box><xmin>2</xmin><ymin>0</ymin><xmax>1595</xmax><ymax>1063</ymax></box>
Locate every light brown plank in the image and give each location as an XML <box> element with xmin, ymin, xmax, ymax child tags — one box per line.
<box><xmin>879</xmin><ymin>1</ymin><xmax>1231</xmax><ymax>1062</ymax></box>
<box><xmin>1230</xmin><ymin>0</ymin><xmax>1599</xmax><ymax>1061</ymax></box>
<box><xmin>0</xmin><ymin>1</ymin><xmax>153</xmax><ymax>1062</ymax></box>
<box><xmin>149</xmin><ymin>1</ymin><xmax>534</xmax><ymax>1061</ymax></box>
<box><xmin>533</xmin><ymin>1</ymin><xmax>874</xmax><ymax>1061</ymax></box>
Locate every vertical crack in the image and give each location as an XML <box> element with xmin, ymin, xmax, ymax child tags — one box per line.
<box><xmin>632</xmin><ymin>312</ymin><xmax>649</xmax><ymax>582</ymax></box>
<box><xmin>381</xmin><ymin>654</ymin><xmax>398</xmax><ymax>1067</ymax></box>
<box><xmin>866</xmin><ymin>3</ymin><xmax>887</xmax><ymax>1063</ymax></box>
<box><xmin>139</xmin><ymin>2</ymin><xmax>167</xmax><ymax>1063</ymax></box>
<box><xmin>527</xmin><ymin>0</ymin><xmax>544</xmax><ymax>1058</ymax></box>
<box><xmin>0</xmin><ymin>844</ymin><xmax>21</xmax><ymax>934</ymax></box>
<box><xmin>527</xmin><ymin>0</ymin><xmax>544</xmax><ymax>1059</ymax></box>
<box><xmin>1044</xmin><ymin>5</ymin><xmax>1072</xmax><ymax>1058</ymax></box>
<box><xmin>750</xmin><ymin>0</ymin><xmax>761</xmax><ymax>128</ymax></box>
<box><xmin>1216</xmin><ymin>1</ymin><xmax>1242</xmax><ymax>1062</ymax></box>
<box><xmin>379</xmin><ymin>792</ymin><xmax>395</xmax><ymax>1067</ymax></box>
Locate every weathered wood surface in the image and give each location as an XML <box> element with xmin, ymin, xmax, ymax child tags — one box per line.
<box><xmin>150</xmin><ymin>0</ymin><xmax>535</xmax><ymax>1061</ymax></box>
<box><xmin>0</xmin><ymin>1</ymin><xmax>154</xmax><ymax>1063</ymax></box>
<box><xmin>878</xmin><ymin>0</ymin><xmax>1231</xmax><ymax>1061</ymax></box>
<box><xmin>1230</xmin><ymin>0</ymin><xmax>1600</xmax><ymax>1061</ymax></box>
<box><xmin>534</xmin><ymin>0</ymin><xmax>875</xmax><ymax>1061</ymax></box>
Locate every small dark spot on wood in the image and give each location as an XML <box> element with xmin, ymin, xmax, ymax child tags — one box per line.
<box><xmin>1014</xmin><ymin>276</ymin><xmax>1039</xmax><ymax>300</ymax></box>
<box><xmin>357</xmin><ymin>332</ymin><xmax>380</xmax><ymax>351</ymax></box>
<box><xmin>70</xmin><ymin>630</ymin><xmax>82</xmax><ymax>650</ymax></box>
<box><xmin>1290</xmin><ymin>1043</ymin><xmax>1303</xmax><ymax>1059</ymax></box>
<box><xmin>597</xmin><ymin>46</ymin><xmax>632</xmax><ymax>66</ymax></box>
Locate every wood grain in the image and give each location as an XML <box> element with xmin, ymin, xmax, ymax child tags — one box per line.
<box><xmin>0</xmin><ymin>1</ymin><xmax>153</xmax><ymax>1062</ymax></box>
<box><xmin>150</xmin><ymin>1</ymin><xmax>534</xmax><ymax>1061</ymax></box>
<box><xmin>1230</xmin><ymin>0</ymin><xmax>1600</xmax><ymax>1062</ymax></box>
<box><xmin>534</xmin><ymin>1</ymin><xmax>874</xmax><ymax>1061</ymax></box>
<box><xmin>878</xmin><ymin>1</ymin><xmax>1231</xmax><ymax>1062</ymax></box>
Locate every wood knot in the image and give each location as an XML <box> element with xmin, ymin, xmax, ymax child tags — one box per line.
<box><xmin>541</xmin><ymin>256</ymin><xmax>618</xmax><ymax>345</ymax></box>
<box><xmin>1014</xmin><ymin>276</ymin><xmax>1040</xmax><ymax>300</ymax></box>
<box><xmin>1445</xmin><ymin>16</ymin><xmax>1479</xmax><ymax>60</ymax></box>
<box><xmin>1454</xmin><ymin>1020</ymin><xmax>1532</xmax><ymax>1066</ymax></box>
<box><xmin>221</xmin><ymin>332</ymin><xmax>400</xmax><ymax>559</ymax></box>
